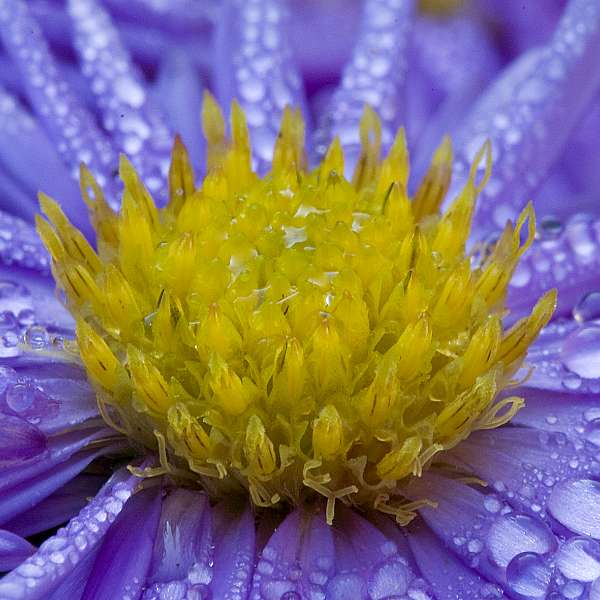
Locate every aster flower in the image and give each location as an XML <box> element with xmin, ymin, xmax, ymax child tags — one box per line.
<box><xmin>0</xmin><ymin>1</ymin><xmax>599</xmax><ymax>600</ymax></box>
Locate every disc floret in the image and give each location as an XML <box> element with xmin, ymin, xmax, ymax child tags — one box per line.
<box><xmin>37</xmin><ymin>94</ymin><xmax>555</xmax><ymax>524</ymax></box>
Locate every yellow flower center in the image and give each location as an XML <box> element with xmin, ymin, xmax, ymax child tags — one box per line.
<box><xmin>37</xmin><ymin>94</ymin><xmax>555</xmax><ymax>524</ymax></box>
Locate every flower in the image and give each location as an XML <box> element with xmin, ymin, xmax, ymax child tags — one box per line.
<box><xmin>0</xmin><ymin>1</ymin><xmax>599</xmax><ymax>600</ymax></box>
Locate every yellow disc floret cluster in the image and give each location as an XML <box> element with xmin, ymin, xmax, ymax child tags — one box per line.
<box><xmin>37</xmin><ymin>95</ymin><xmax>555</xmax><ymax>524</ymax></box>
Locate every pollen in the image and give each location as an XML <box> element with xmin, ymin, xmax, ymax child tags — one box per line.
<box><xmin>37</xmin><ymin>93</ymin><xmax>555</xmax><ymax>524</ymax></box>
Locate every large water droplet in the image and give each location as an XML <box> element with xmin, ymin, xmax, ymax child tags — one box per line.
<box><xmin>367</xmin><ymin>558</ymin><xmax>409</xmax><ymax>599</ymax></box>
<box><xmin>486</xmin><ymin>514</ymin><xmax>556</xmax><ymax>568</ymax></box>
<box><xmin>548</xmin><ymin>479</ymin><xmax>600</xmax><ymax>538</ymax></box>
<box><xmin>538</xmin><ymin>216</ymin><xmax>563</xmax><ymax>240</ymax></box>
<box><xmin>573</xmin><ymin>292</ymin><xmax>600</xmax><ymax>323</ymax></box>
<box><xmin>556</xmin><ymin>537</ymin><xmax>600</xmax><ymax>582</ymax></box>
<box><xmin>505</xmin><ymin>552</ymin><xmax>551</xmax><ymax>599</ymax></box>
<box><xmin>327</xmin><ymin>574</ymin><xmax>368</xmax><ymax>600</ymax></box>
<box><xmin>560</xmin><ymin>326</ymin><xmax>600</xmax><ymax>379</ymax></box>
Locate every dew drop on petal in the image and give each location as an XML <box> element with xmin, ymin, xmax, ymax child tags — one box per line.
<box><xmin>505</xmin><ymin>552</ymin><xmax>551</xmax><ymax>599</ymax></box>
<box><xmin>573</xmin><ymin>292</ymin><xmax>600</xmax><ymax>323</ymax></box>
<box><xmin>486</xmin><ymin>514</ymin><xmax>556</xmax><ymax>568</ymax></box>
<box><xmin>547</xmin><ymin>479</ymin><xmax>600</xmax><ymax>538</ymax></box>
<box><xmin>560</xmin><ymin>326</ymin><xmax>600</xmax><ymax>379</ymax></box>
<box><xmin>556</xmin><ymin>537</ymin><xmax>600</xmax><ymax>582</ymax></box>
<box><xmin>367</xmin><ymin>558</ymin><xmax>409</xmax><ymax>599</ymax></box>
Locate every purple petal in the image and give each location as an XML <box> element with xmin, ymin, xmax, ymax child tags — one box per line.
<box><xmin>312</xmin><ymin>0</ymin><xmax>415</xmax><ymax>174</ymax></box>
<box><xmin>211</xmin><ymin>501</ymin><xmax>256</xmax><ymax>600</ymax></box>
<box><xmin>143</xmin><ymin>489</ymin><xmax>212</xmax><ymax>598</ymax></box>
<box><xmin>0</xmin><ymin>210</ymin><xmax>51</xmax><ymax>275</ymax></box>
<box><xmin>81</xmin><ymin>485</ymin><xmax>162</xmax><ymax>600</ymax></box>
<box><xmin>250</xmin><ymin>507</ymin><xmax>334</xmax><ymax>599</ymax></box>
<box><xmin>405</xmin><ymin>473</ymin><xmax>558</xmax><ymax>588</ymax></box>
<box><xmin>0</xmin><ymin>436</ymin><xmax>119</xmax><ymax>526</ymax></box>
<box><xmin>451</xmin><ymin>0</ymin><xmax>600</xmax><ymax>239</ymax></box>
<box><xmin>0</xmin><ymin>414</ymin><xmax>46</xmax><ymax>466</ymax></box>
<box><xmin>4</xmin><ymin>474</ymin><xmax>106</xmax><ymax>538</ymax></box>
<box><xmin>0</xmin><ymin>0</ymin><xmax>117</xmax><ymax>225</ymax></box>
<box><xmin>0</xmin><ymin>529</ymin><xmax>35</xmax><ymax>572</ymax></box>
<box><xmin>0</xmin><ymin>469</ymin><xmax>138</xmax><ymax>600</ymax></box>
<box><xmin>0</xmin><ymin>86</ymin><xmax>82</xmax><ymax>223</ymax></box>
<box><xmin>67</xmin><ymin>0</ymin><xmax>173</xmax><ymax>200</ymax></box>
<box><xmin>326</xmin><ymin>506</ymin><xmax>433</xmax><ymax>600</ymax></box>
<box><xmin>407</xmin><ymin>522</ymin><xmax>506</xmax><ymax>600</ymax></box>
<box><xmin>507</xmin><ymin>213</ymin><xmax>600</xmax><ymax>320</ymax></box>
<box><xmin>215</xmin><ymin>0</ymin><xmax>307</xmax><ymax>172</ymax></box>
<box><xmin>447</xmin><ymin>426</ymin><xmax>599</xmax><ymax>520</ymax></box>
<box><xmin>153</xmin><ymin>49</ymin><xmax>206</xmax><ymax>171</ymax></box>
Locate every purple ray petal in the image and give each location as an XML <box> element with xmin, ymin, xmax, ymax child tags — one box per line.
<box><xmin>81</xmin><ymin>485</ymin><xmax>162</xmax><ymax>600</ymax></box>
<box><xmin>215</xmin><ymin>0</ymin><xmax>308</xmax><ymax>172</ymax></box>
<box><xmin>0</xmin><ymin>529</ymin><xmax>35</xmax><ymax>572</ymax></box>
<box><xmin>0</xmin><ymin>414</ymin><xmax>46</xmax><ymax>466</ymax></box>
<box><xmin>312</xmin><ymin>0</ymin><xmax>415</xmax><ymax>174</ymax></box>
<box><xmin>507</xmin><ymin>213</ymin><xmax>600</xmax><ymax>320</ymax></box>
<box><xmin>250</xmin><ymin>507</ymin><xmax>334</xmax><ymax>599</ymax></box>
<box><xmin>4</xmin><ymin>474</ymin><xmax>106</xmax><ymax>538</ymax></box>
<box><xmin>67</xmin><ymin>0</ymin><xmax>173</xmax><ymax>201</ymax></box>
<box><xmin>447</xmin><ymin>426</ymin><xmax>599</xmax><ymax>521</ymax></box>
<box><xmin>522</xmin><ymin>317</ymin><xmax>600</xmax><ymax>394</ymax></box>
<box><xmin>0</xmin><ymin>0</ymin><xmax>117</xmax><ymax>225</ymax></box>
<box><xmin>451</xmin><ymin>0</ymin><xmax>600</xmax><ymax>240</ymax></box>
<box><xmin>0</xmin><ymin>211</ymin><xmax>51</xmax><ymax>275</ymax></box>
<box><xmin>326</xmin><ymin>506</ymin><xmax>433</xmax><ymax>600</ymax></box>
<box><xmin>153</xmin><ymin>49</ymin><xmax>205</xmax><ymax>172</ymax></box>
<box><xmin>407</xmin><ymin>522</ymin><xmax>506</xmax><ymax>600</ymax></box>
<box><xmin>0</xmin><ymin>427</ymin><xmax>110</xmax><ymax>496</ymax></box>
<box><xmin>0</xmin><ymin>86</ymin><xmax>82</xmax><ymax>223</ymax></box>
<box><xmin>210</xmin><ymin>501</ymin><xmax>256</xmax><ymax>600</ymax></box>
<box><xmin>0</xmin><ymin>469</ymin><xmax>138</xmax><ymax>600</ymax></box>
<box><xmin>0</xmin><ymin>438</ymin><xmax>122</xmax><ymax>526</ymax></box>
<box><xmin>406</xmin><ymin>473</ymin><xmax>559</xmax><ymax>590</ymax></box>
<box><xmin>142</xmin><ymin>489</ymin><xmax>212</xmax><ymax>598</ymax></box>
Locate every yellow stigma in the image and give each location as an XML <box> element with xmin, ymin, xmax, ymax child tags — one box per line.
<box><xmin>37</xmin><ymin>93</ymin><xmax>555</xmax><ymax>524</ymax></box>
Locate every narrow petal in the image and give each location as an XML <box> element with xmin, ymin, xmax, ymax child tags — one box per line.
<box><xmin>0</xmin><ymin>469</ymin><xmax>138</xmax><ymax>600</ymax></box>
<box><xmin>312</xmin><ymin>0</ymin><xmax>415</xmax><ymax>174</ymax></box>
<box><xmin>211</xmin><ymin>501</ymin><xmax>256</xmax><ymax>600</ymax></box>
<box><xmin>215</xmin><ymin>0</ymin><xmax>307</xmax><ymax>172</ymax></box>
<box><xmin>451</xmin><ymin>0</ymin><xmax>600</xmax><ymax>239</ymax></box>
<box><xmin>326</xmin><ymin>506</ymin><xmax>433</xmax><ymax>600</ymax></box>
<box><xmin>507</xmin><ymin>213</ymin><xmax>600</xmax><ymax>320</ymax></box>
<box><xmin>81</xmin><ymin>485</ymin><xmax>162</xmax><ymax>600</ymax></box>
<box><xmin>407</xmin><ymin>522</ymin><xmax>506</xmax><ymax>600</ymax></box>
<box><xmin>67</xmin><ymin>0</ymin><xmax>174</xmax><ymax>200</ymax></box>
<box><xmin>153</xmin><ymin>50</ymin><xmax>206</xmax><ymax>171</ymax></box>
<box><xmin>0</xmin><ymin>529</ymin><xmax>35</xmax><ymax>572</ymax></box>
<box><xmin>3</xmin><ymin>474</ymin><xmax>106</xmax><ymax>538</ymax></box>
<box><xmin>0</xmin><ymin>0</ymin><xmax>117</xmax><ymax>223</ymax></box>
<box><xmin>250</xmin><ymin>507</ymin><xmax>334</xmax><ymax>599</ymax></box>
<box><xmin>0</xmin><ymin>87</ymin><xmax>80</xmax><ymax>222</ymax></box>
<box><xmin>143</xmin><ymin>489</ymin><xmax>213</xmax><ymax>598</ymax></box>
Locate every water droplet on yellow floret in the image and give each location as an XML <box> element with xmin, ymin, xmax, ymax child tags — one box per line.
<box><xmin>37</xmin><ymin>94</ymin><xmax>555</xmax><ymax>524</ymax></box>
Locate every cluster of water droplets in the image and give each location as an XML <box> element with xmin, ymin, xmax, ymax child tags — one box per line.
<box><xmin>221</xmin><ymin>0</ymin><xmax>305</xmax><ymax>171</ymax></box>
<box><xmin>0</xmin><ymin>472</ymin><xmax>135</xmax><ymax>600</ymax></box>
<box><xmin>0</xmin><ymin>0</ymin><xmax>116</xmax><ymax>188</ymax></box>
<box><xmin>313</xmin><ymin>0</ymin><xmax>413</xmax><ymax>173</ymax></box>
<box><xmin>0</xmin><ymin>279</ymin><xmax>66</xmax><ymax>360</ymax></box>
<box><xmin>450</xmin><ymin>0</ymin><xmax>600</xmax><ymax>239</ymax></box>
<box><xmin>67</xmin><ymin>0</ymin><xmax>173</xmax><ymax>198</ymax></box>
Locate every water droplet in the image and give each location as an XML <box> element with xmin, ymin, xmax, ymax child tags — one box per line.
<box><xmin>556</xmin><ymin>537</ymin><xmax>600</xmax><ymax>582</ymax></box>
<box><xmin>538</xmin><ymin>216</ymin><xmax>563</xmax><ymax>240</ymax></box>
<box><xmin>561</xmin><ymin>580</ymin><xmax>584</xmax><ymax>599</ymax></box>
<box><xmin>561</xmin><ymin>326</ymin><xmax>600</xmax><ymax>379</ymax></box>
<box><xmin>547</xmin><ymin>479</ymin><xmax>600</xmax><ymax>538</ymax></box>
<box><xmin>484</xmin><ymin>496</ymin><xmax>502</xmax><ymax>514</ymax></box>
<box><xmin>505</xmin><ymin>552</ymin><xmax>551</xmax><ymax>599</ymax></box>
<box><xmin>327</xmin><ymin>574</ymin><xmax>367</xmax><ymax>600</ymax></box>
<box><xmin>486</xmin><ymin>514</ymin><xmax>556</xmax><ymax>568</ymax></box>
<box><xmin>367</xmin><ymin>558</ymin><xmax>409</xmax><ymax>599</ymax></box>
<box><xmin>573</xmin><ymin>292</ymin><xmax>600</xmax><ymax>323</ymax></box>
<box><xmin>562</xmin><ymin>372</ymin><xmax>582</xmax><ymax>390</ymax></box>
<box><xmin>585</xmin><ymin>418</ymin><xmax>600</xmax><ymax>446</ymax></box>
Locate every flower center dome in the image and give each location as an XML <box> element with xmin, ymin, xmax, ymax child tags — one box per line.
<box><xmin>37</xmin><ymin>95</ymin><xmax>555</xmax><ymax>524</ymax></box>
